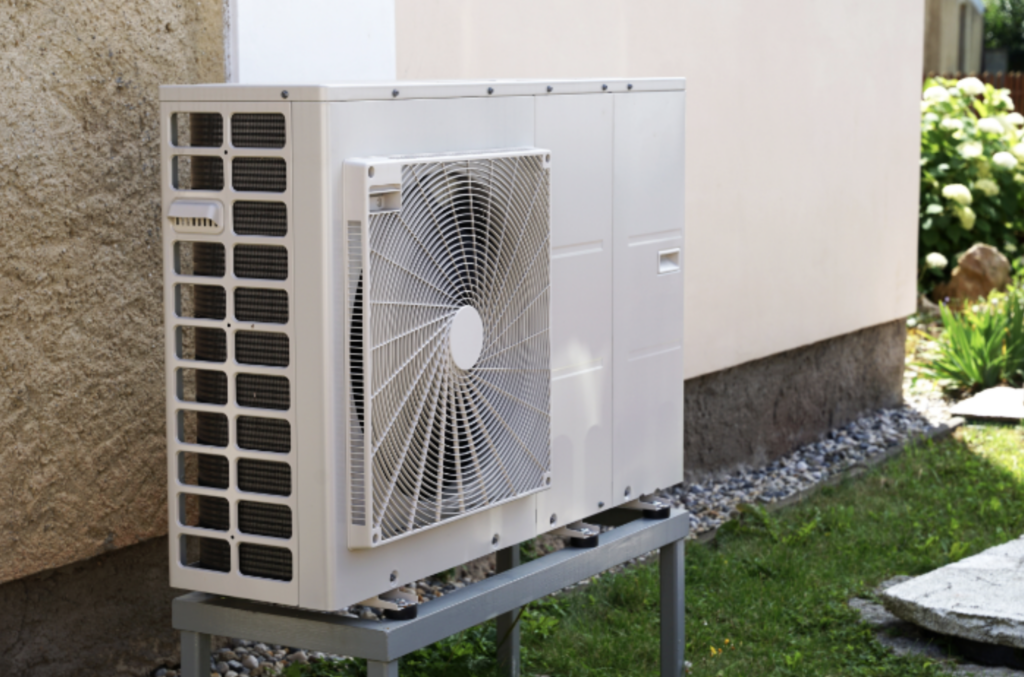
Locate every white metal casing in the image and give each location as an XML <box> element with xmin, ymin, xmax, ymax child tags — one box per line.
<box><xmin>161</xmin><ymin>79</ymin><xmax>685</xmax><ymax>611</ymax></box>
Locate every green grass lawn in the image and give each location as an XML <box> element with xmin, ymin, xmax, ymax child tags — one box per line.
<box><xmin>287</xmin><ymin>425</ymin><xmax>1024</xmax><ymax>677</ymax></box>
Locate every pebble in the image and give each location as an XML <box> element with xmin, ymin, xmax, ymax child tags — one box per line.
<box><xmin>242</xmin><ymin>655</ymin><xmax>259</xmax><ymax>670</ymax></box>
<box><xmin>285</xmin><ymin>650</ymin><xmax>309</xmax><ymax>664</ymax></box>
<box><xmin>215</xmin><ymin>662</ymin><xmax>229</xmax><ymax>675</ymax></box>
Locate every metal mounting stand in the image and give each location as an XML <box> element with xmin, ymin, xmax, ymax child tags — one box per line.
<box><xmin>174</xmin><ymin>509</ymin><xmax>688</xmax><ymax>677</ymax></box>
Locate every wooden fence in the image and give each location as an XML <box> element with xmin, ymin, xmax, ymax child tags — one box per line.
<box><xmin>926</xmin><ymin>71</ymin><xmax>1024</xmax><ymax>109</ymax></box>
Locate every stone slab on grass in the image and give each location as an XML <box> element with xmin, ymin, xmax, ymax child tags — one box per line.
<box><xmin>880</xmin><ymin>537</ymin><xmax>1024</xmax><ymax>650</ymax></box>
<box><xmin>951</xmin><ymin>387</ymin><xmax>1024</xmax><ymax>422</ymax></box>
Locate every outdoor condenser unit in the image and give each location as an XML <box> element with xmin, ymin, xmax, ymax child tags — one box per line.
<box><xmin>161</xmin><ymin>79</ymin><xmax>685</xmax><ymax>611</ymax></box>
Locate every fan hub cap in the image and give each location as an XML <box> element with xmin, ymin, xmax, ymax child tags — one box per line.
<box><xmin>450</xmin><ymin>306</ymin><xmax>484</xmax><ymax>370</ymax></box>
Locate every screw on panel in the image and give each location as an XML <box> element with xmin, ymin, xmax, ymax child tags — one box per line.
<box><xmin>281</xmin><ymin>90</ymin><xmax>289</xmax><ymax>99</ymax></box>
<box><xmin>550</xmin><ymin>513</ymin><xmax>557</xmax><ymax>524</ymax></box>
<box><xmin>627</xmin><ymin>83</ymin><xmax>633</xmax><ymax>90</ymax></box>
<box><xmin>602</xmin><ymin>84</ymin><xmax>608</xmax><ymax>91</ymax></box>
<box><xmin>392</xmin><ymin>89</ymin><xmax>399</xmax><ymax>97</ymax></box>
<box><xmin>598</xmin><ymin>501</ymin><xmax>605</xmax><ymax>509</ymax></box>
<box><xmin>487</xmin><ymin>87</ymin><xmax>494</xmax><ymax>95</ymax></box>
<box><xmin>546</xmin><ymin>85</ymin><xmax>553</xmax><ymax>92</ymax></box>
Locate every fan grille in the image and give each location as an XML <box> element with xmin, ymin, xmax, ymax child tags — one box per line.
<box><xmin>351</xmin><ymin>153</ymin><xmax>551</xmax><ymax>543</ymax></box>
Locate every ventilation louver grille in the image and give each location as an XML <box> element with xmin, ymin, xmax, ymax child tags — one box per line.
<box><xmin>237</xmin><ymin>416</ymin><xmax>291</xmax><ymax>453</ymax></box>
<box><xmin>234</xmin><ymin>202</ymin><xmax>287</xmax><ymax>237</ymax></box>
<box><xmin>169</xmin><ymin>105</ymin><xmax>295</xmax><ymax>588</ymax></box>
<box><xmin>232</xmin><ymin>114</ymin><xmax>286</xmax><ymax>149</ymax></box>
<box><xmin>234</xmin><ymin>246</ymin><xmax>288</xmax><ymax>280</ymax></box>
<box><xmin>233</xmin><ymin>158</ymin><xmax>286</xmax><ymax>193</ymax></box>
<box><xmin>239</xmin><ymin>543</ymin><xmax>292</xmax><ymax>581</ymax></box>
<box><xmin>349</xmin><ymin>152</ymin><xmax>552</xmax><ymax>545</ymax></box>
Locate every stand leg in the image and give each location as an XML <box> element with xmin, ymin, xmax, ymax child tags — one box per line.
<box><xmin>180</xmin><ymin>631</ymin><xmax>211</xmax><ymax>677</ymax></box>
<box><xmin>496</xmin><ymin>544</ymin><xmax>521</xmax><ymax>677</ymax></box>
<box><xmin>367</xmin><ymin>659</ymin><xmax>400</xmax><ymax>677</ymax></box>
<box><xmin>660</xmin><ymin>539</ymin><xmax>685</xmax><ymax>677</ymax></box>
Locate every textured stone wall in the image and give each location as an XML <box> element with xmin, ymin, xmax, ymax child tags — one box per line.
<box><xmin>684</xmin><ymin>319</ymin><xmax>907</xmax><ymax>481</ymax></box>
<box><xmin>0</xmin><ymin>537</ymin><xmax>185</xmax><ymax>677</ymax></box>
<box><xmin>0</xmin><ymin>0</ymin><xmax>223</xmax><ymax>584</ymax></box>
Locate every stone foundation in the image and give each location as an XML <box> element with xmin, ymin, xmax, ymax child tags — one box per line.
<box><xmin>684</xmin><ymin>319</ymin><xmax>906</xmax><ymax>481</ymax></box>
<box><xmin>0</xmin><ymin>537</ymin><xmax>183</xmax><ymax>677</ymax></box>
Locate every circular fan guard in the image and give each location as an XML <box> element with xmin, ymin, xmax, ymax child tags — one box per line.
<box><xmin>351</xmin><ymin>154</ymin><xmax>551</xmax><ymax>541</ymax></box>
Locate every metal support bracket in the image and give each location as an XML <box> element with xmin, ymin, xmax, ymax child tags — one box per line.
<box><xmin>359</xmin><ymin>587</ymin><xmax>419</xmax><ymax>621</ymax></box>
<box><xmin>623</xmin><ymin>493</ymin><xmax>672</xmax><ymax>519</ymax></box>
<box><xmin>174</xmin><ymin>509</ymin><xmax>688</xmax><ymax>677</ymax></box>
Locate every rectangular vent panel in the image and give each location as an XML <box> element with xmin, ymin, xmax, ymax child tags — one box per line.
<box><xmin>181</xmin><ymin>535</ymin><xmax>230</xmax><ymax>572</ymax></box>
<box><xmin>182</xmin><ymin>494</ymin><xmax>230</xmax><ymax>531</ymax></box>
<box><xmin>178</xmin><ymin>452</ymin><xmax>230</xmax><ymax>488</ymax></box>
<box><xmin>239</xmin><ymin>543</ymin><xmax>292</xmax><ymax>581</ymax></box>
<box><xmin>236</xmin><ymin>331</ymin><xmax>289</xmax><ymax>367</ymax></box>
<box><xmin>236</xmin><ymin>373</ymin><xmax>290</xmax><ymax>410</ymax></box>
<box><xmin>238</xmin><ymin>458</ymin><xmax>291</xmax><ymax>496</ymax></box>
<box><xmin>234</xmin><ymin>289</ymin><xmax>288</xmax><ymax>324</ymax></box>
<box><xmin>237</xmin><ymin>417</ymin><xmax>291</xmax><ymax>453</ymax></box>
<box><xmin>176</xmin><ymin>242</ymin><xmax>225</xmax><ymax>277</ymax></box>
<box><xmin>178</xmin><ymin>368</ymin><xmax>228</xmax><ymax>405</ymax></box>
<box><xmin>232</xmin><ymin>158</ymin><xmax>286</xmax><ymax>193</ymax></box>
<box><xmin>234</xmin><ymin>202</ymin><xmax>287</xmax><ymax>237</ymax></box>
<box><xmin>231</xmin><ymin>113</ymin><xmax>286</xmax><ymax>149</ymax></box>
<box><xmin>173</xmin><ymin>156</ymin><xmax>224</xmax><ymax>191</ymax></box>
<box><xmin>173</xmin><ymin>113</ymin><xmax>223</xmax><ymax>148</ymax></box>
<box><xmin>177</xmin><ymin>284</ymin><xmax>226</xmax><ymax>320</ymax></box>
<box><xmin>234</xmin><ymin>245</ymin><xmax>288</xmax><ymax>280</ymax></box>
<box><xmin>238</xmin><ymin>501</ymin><xmax>292</xmax><ymax>539</ymax></box>
<box><xmin>178</xmin><ymin>411</ymin><xmax>229</xmax><ymax>448</ymax></box>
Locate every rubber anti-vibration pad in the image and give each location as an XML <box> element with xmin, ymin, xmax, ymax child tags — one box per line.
<box><xmin>383</xmin><ymin>605</ymin><xmax>418</xmax><ymax>621</ymax></box>
<box><xmin>570</xmin><ymin>535</ymin><xmax>599</xmax><ymax>549</ymax></box>
<box><xmin>644</xmin><ymin>507</ymin><xmax>671</xmax><ymax>520</ymax></box>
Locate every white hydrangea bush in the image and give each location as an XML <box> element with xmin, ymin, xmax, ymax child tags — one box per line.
<box><xmin>920</xmin><ymin>76</ymin><xmax>1024</xmax><ymax>290</ymax></box>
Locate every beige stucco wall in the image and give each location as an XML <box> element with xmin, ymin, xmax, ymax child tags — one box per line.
<box><xmin>924</xmin><ymin>0</ymin><xmax>985</xmax><ymax>74</ymax></box>
<box><xmin>396</xmin><ymin>0</ymin><xmax>923</xmax><ymax>380</ymax></box>
<box><xmin>0</xmin><ymin>0</ymin><xmax>223</xmax><ymax>584</ymax></box>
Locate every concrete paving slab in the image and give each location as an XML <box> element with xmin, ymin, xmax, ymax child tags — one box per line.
<box><xmin>950</xmin><ymin>387</ymin><xmax>1024</xmax><ymax>422</ymax></box>
<box><xmin>880</xmin><ymin>537</ymin><xmax>1024</xmax><ymax>650</ymax></box>
<box><xmin>851</xmin><ymin>576</ymin><xmax>1024</xmax><ymax>675</ymax></box>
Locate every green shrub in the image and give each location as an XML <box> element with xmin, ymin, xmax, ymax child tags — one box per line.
<box><xmin>919</xmin><ymin>76</ymin><xmax>1024</xmax><ymax>291</ymax></box>
<box><xmin>922</xmin><ymin>285</ymin><xmax>1024</xmax><ymax>392</ymax></box>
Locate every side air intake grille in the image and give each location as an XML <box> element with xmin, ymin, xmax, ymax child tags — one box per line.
<box><xmin>173</xmin><ymin>157</ymin><xmax>224</xmax><ymax>191</ymax></box>
<box><xmin>239</xmin><ymin>501</ymin><xmax>292</xmax><ymax>539</ymax></box>
<box><xmin>233</xmin><ymin>158</ymin><xmax>286</xmax><ymax>193</ymax></box>
<box><xmin>239</xmin><ymin>543</ymin><xmax>292</xmax><ymax>581</ymax></box>
<box><xmin>237</xmin><ymin>417</ymin><xmax>291</xmax><ymax>453</ymax></box>
<box><xmin>238</xmin><ymin>459</ymin><xmax>291</xmax><ymax>496</ymax></box>
<box><xmin>234</xmin><ymin>202</ymin><xmax>287</xmax><ymax>237</ymax></box>
<box><xmin>236</xmin><ymin>332</ymin><xmax>289</xmax><ymax>367</ymax></box>
<box><xmin>237</xmin><ymin>374</ymin><xmax>290</xmax><ymax>410</ymax></box>
<box><xmin>197</xmin><ymin>454</ymin><xmax>229</xmax><ymax>489</ymax></box>
<box><xmin>234</xmin><ymin>246</ymin><xmax>288</xmax><ymax>280</ymax></box>
<box><xmin>173</xmin><ymin>113</ymin><xmax>223</xmax><ymax>148</ymax></box>
<box><xmin>169</xmin><ymin>105</ymin><xmax>294</xmax><ymax>592</ymax></box>
<box><xmin>232</xmin><ymin>114</ymin><xmax>286</xmax><ymax>149</ymax></box>
<box><xmin>235</xmin><ymin>289</ymin><xmax>289</xmax><ymax>324</ymax></box>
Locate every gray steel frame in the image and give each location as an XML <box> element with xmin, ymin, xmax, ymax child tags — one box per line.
<box><xmin>174</xmin><ymin>509</ymin><xmax>688</xmax><ymax>677</ymax></box>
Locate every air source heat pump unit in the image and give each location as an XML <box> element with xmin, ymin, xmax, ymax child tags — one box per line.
<box><xmin>161</xmin><ymin>79</ymin><xmax>685</xmax><ymax>611</ymax></box>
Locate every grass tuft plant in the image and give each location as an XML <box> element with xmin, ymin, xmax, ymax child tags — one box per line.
<box><xmin>921</xmin><ymin>284</ymin><xmax>1024</xmax><ymax>393</ymax></box>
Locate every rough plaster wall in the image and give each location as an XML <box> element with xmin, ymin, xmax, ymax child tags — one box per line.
<box><xmin>0</xmin><ymin>0</ymin><xmax>223</xmax><ymax>584</ymax></box>
<box><xmin>684</xmin><ymin>319</ymin><xmax>906</xmax><ymax>482</ymax></box>
<box><xmin>0</xmin><ymin>537</ymin><xmax>186</xmax><ymax>677</ymax></box>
